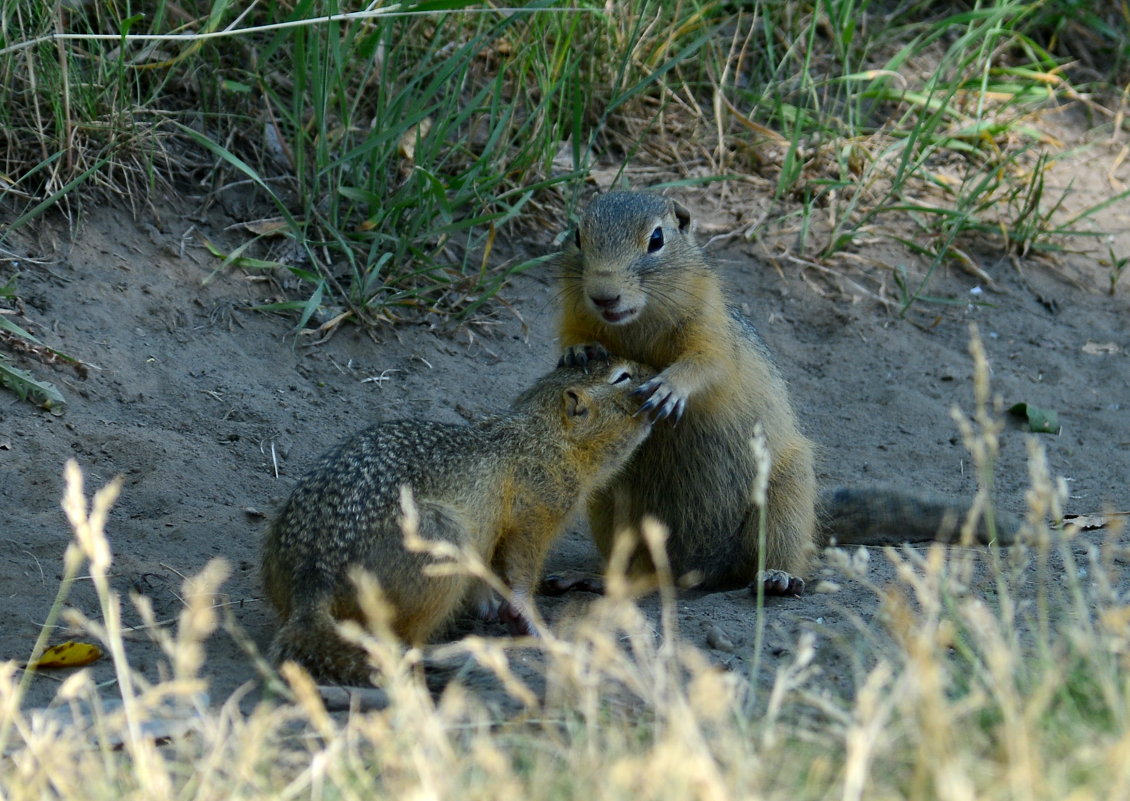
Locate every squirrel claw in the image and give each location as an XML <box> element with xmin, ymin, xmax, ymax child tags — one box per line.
<box><xmin>542</xmin><ymin>573</ymin><xmax>605</xmax><ymax>596</ymax></box>
<box><xmin>559</xmin><ymin>343</ymin><xmax>610</xmax><ymax>370</ymax></box>
<box><xmin>671</xmin><ymin>398</ymin><xmax>686</xmax><ymax>425</ymax></box>
<box><xmin>632</xmin><ymin>378</ymin><xmax>686</xmax><ymax>424</ymax></box>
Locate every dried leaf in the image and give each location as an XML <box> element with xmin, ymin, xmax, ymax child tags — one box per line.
<box><xmin>552</xmin><ymin>140</ymin><xmax>574</xmax><ymax>173</ymax></box>
<box><xmin>398</xmin><ymin>118</ymin><xmax>432</xmax><ymax>163</ymax></box>
<box><xmin>1062</xmin><ymin>511</ymin><xmax>1129</xmax><ymax>531</ymax></box>
<box><xmin>1062</xmin><ymin>513</ymin><xmax>1109</xmax><ymax>530</ymax></box>
<box><xmin>28</xmin><ymin>641</ymin><xmax>104</xmax><ymax>669</ymax></box>
<box><xmin>242</xmin><ymin>218</ymin><xmax>290</xmax><ymax>237</ymax></box>
<box><xmin>1082</xmin><ymin>340</ymin><xmax>1120</xmax><ymax>355</ymax></box>
<box><xmin>719</xmin><ymin>93</ymin><xmax>788</xmax><ymax>144</ymax></box>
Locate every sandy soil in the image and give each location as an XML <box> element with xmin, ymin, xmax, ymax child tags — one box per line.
<box><xmin>1</xmin><ymin>145</ymin><xmax>1127</xmax><ymax>714</ymax></box>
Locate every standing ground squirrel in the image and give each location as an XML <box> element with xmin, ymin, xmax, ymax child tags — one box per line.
<box><xmin>559</xmin><ymin>191</ymin><xmax>1020</xmax><ymax>591</ymax></box>
<box><xmin>262</xmin><ymin>359</ymin><xmax>653</xmax><ymax>683</ymax></box>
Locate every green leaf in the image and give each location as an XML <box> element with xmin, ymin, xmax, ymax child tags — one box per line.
<box><xmin>7</xmin><ymin>156</ymin><xmax>110</xmax><ymax>232</ymax></box>
<box><xmin>251</xmin><ymin>300</ymin><xmax>309</xmax><ymax>313</ymax></box>
<box><xmin>0</xmin><ymin>358</ymin><xmax>65</xmax><ymax>409</ymax></box>
<box><xmin>295</xmin><ymin>280</ymin><xmax>326</xmax><ymax>330</ymax></box>
<box><xmin>119</xmin><ymin>13</ymin><xmax>145</xmax><ymax>36</ymax></box>
<box><xmin>1009</xmin><ymin>402</ymin><xmax>1060</xmax><ymax>434</ymax></box>
<box><xmin>0</xmin><ymin>274</ymin><xmax>18</xmax><ymax>299</ymax></box>
<box><xmin>172</xmin><ymin>123</ymin><xmax>300</xmax><ymax>231</ymax></box>
<box><xmin>0</xmin><ymin>313</ymin><xmax>44</xmax><ymax>345</ymax></box>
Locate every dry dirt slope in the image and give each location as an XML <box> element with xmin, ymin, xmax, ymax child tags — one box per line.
<box><xmin>0</xmin><ymin>187</ymin><xmax>1127</xmax><ymax>712</ymax></box>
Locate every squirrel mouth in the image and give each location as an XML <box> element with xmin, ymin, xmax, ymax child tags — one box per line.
<box><xmin>600</xmin><ymin>307</ymin><xmax>637</xmax><ymax>325</ymax></box>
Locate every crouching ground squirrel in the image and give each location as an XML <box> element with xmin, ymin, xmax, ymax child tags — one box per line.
<box><xmin>559</xmin><ymin>191</ymin><xmax>1020</xmax><ymax>592</ymax></box>
<box><xmin>262</xmin><ymin>359</ymin><xmax>653</xmax><ymax>683</ymax></box>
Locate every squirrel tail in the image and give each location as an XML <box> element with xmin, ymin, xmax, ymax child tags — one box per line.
<box><xmin>269</xmin><ymin>601</ymin><xmax>374</xmax><ymax>685</ymax></box>
<box><xmin>818</xmin><ymin>486</ymin><xmax>1022</xmax><ymax>547</ymax></box>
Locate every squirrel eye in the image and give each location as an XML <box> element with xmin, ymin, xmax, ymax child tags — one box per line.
<box><xmin>573</xmin><ymin>229</ymin><xmax>581</xmax><ymax>249</ymax></box>
<box><xmin>647</xmin><ymin>227</ymin><xmax>664</xmax><ymax>253</ymax></box>
<box><xmin>609</xmin><ymin>367</ymin><xmax>632</xmax><ymax>384</ymax></box>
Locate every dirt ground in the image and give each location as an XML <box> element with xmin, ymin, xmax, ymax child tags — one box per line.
<box><xmin>1</xmin><ymin>133</ymin><xmax>1128</xmax><ymax>714</ymax></box>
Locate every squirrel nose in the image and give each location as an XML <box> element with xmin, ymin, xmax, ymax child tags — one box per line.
<box><xmin>590</xmin><ymin>293</ymin><xmax>621</xmax><ymax>309</ymax></box>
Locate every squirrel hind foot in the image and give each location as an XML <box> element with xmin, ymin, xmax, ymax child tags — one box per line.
<box><xmin>540</xmin><ymin>572</ymin><xmax>605</xmax><ymax>596</ymax></box>
<box><xmin>751</xmin><ymin>569</ymin><xmax>806</xmax><ymax>597</ymax></box>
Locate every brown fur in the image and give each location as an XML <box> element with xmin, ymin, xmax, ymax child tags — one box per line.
<box><xmin>262</xmin><ymin>359</ymin><xmax>653</xmax><ymax>683</ymax></box>
<box><xmin>559</xmin><ymin>191</ymin><xmax>1019</xmax><ymax>589</ymax></box>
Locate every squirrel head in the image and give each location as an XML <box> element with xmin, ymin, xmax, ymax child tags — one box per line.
<box><xmin>514</xmin><ymin>358</ymin><xmax>654</xmax><ymax>480</ymax></box>
<box><xmin>562</xmin><ymin>192</ymin><xmax>701</xmax><ymax>327</ymax></box>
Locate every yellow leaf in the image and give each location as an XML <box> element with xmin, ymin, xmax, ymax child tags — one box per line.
<box><xmin>28</xmin><ymin>641</ymin><xmax>104</xmax><ymax>669</ymax></box>
<box><xmin>242</xmin><ymin>218</ymin><xmax>290</xmax><ymax>237</ymax></box>
<box><xmin>398</xmin><ymin>118</ymin><xmax>432</xmax><ymax>163</ymax></box>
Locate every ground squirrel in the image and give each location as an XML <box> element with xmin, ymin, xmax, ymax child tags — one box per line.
<box><xmin>262</xmin><ymin>359</ymin><xmax>653</xmax><ymax>683</ymax></box>
<box><xmin>558</xmin><ymin>191</ymin><xmax>1019</xmax><ymax>592</ymax></box>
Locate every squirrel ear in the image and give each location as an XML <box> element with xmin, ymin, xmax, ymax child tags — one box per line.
<box><xmin>672</xmin><ymin>201</ymin><xmax>692</xmax><ymax>231</ymax></box>
<box><xmin>564</xmin><ymin>388</ymin><xmax>592</xmax><ymax>420</ymax></box>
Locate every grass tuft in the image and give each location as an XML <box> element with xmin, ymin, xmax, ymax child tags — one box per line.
<box><xmin>2</xmin><ymin>1</ymin><xmax>1128</xmax><ymax>338</ymax></box>
<box><xmin>2</xmin><ymin>2</ymin><xmax>722</xmax><ymax>331</ymax></box>
<box><xmin>712</xmin><ymin>0</ymin><xmax>1130</xmax><ymax>308</ymax></box>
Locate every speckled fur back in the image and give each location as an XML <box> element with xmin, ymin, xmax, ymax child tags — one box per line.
<box><xmin>261</xmin><ymin>359</ymin><xmax>654</xmax><ymax>682</ymax></box>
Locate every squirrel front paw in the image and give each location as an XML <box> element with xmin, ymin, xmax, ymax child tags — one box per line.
<box><xmin>632</xmin><ymin>374</ymin><xmax>688</xmax><ymax>424</ymax></box>
<box><xmin>558</xmin><ymin>342</ymin><xmax>611</xmax><ymax>369</ymax></box>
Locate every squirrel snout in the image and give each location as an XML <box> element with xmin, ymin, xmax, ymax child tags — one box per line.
<box><xmin>589</xmin><ymin>292</ymin><xmax>621</xmax><ymax>309</ymax></box>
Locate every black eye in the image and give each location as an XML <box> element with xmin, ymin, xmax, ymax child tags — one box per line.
<box><xmin>574</xmin><ymin>229</ymin><xmax>581</xmax><ymax>249</ymax></box>
<box><xmin>610</xmin><ymin>368</ymin><xmax>631</xmax><ymax>384</ymax></box>
<box><xmin>647</xmin><ymin>227</ymin><xmax>664</xmax><ymax>253</ymax></box>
